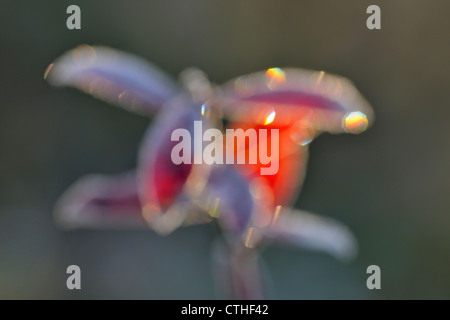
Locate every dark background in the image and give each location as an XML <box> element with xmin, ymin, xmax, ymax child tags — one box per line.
<box><xmin>0</xmin><ymin>0</ymin><xmax>449</xmax><ymax>299</ymax></box>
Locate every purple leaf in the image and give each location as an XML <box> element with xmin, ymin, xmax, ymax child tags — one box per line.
<box><xmin>137</xmin><ymin>100</ymin><xmax>209</xmax><ymax>234</ymax></box>
<box><xmin>45</xmin><ymin>45</ymin><xmax>178</xmax><ymax>115</ymax></box>
<box><xmin>200</xmin><ymin>165</ymin><xmax>254</xmax><ymax>233</ymax></box>
<box><xmin>265</xmin><ymin>208</ymin><xmax>358</xmax><ymax>261</ymax></box>
<box><xmin>54</xmin><ymin>171</ymin><xmax>147</xmax><ymax>228</ymax></box>
<box><xmin>219</xmin><ymin>68</ymin><xmax>374</xmax><ymax>134</ymax></box>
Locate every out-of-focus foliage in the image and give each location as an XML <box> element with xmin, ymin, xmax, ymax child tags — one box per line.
<box><xmin>0</xmin><ymin>0</ymin><xmax>449</xmax><ymax>299</ymax></box>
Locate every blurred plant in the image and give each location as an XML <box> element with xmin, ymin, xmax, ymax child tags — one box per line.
<box><xmin>45</xmin><ymin>45</ymin><xmax>374</xmax><ymax>299</ymax></box>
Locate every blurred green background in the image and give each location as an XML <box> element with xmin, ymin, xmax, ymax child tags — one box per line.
<box><xmin>0</xmin><ymin>0</ymin><xmax>449</xmax><ymax>299</ymax></box>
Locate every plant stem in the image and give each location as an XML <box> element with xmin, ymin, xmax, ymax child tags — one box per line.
<box><xmin>212</xmin><ymin>237</ymin><xmax>265</xmax><ymax>299</ymax></box>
